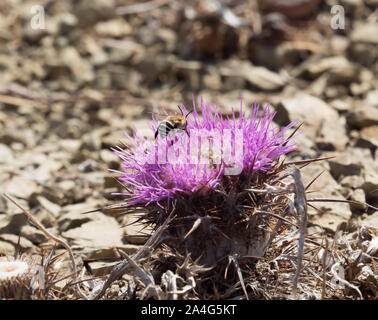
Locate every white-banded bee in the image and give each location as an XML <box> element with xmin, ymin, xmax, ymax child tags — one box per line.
<box><xmin>155</xmin><ymin>105</ymin><xmax>192</xmax><ymax>139</ymax></box>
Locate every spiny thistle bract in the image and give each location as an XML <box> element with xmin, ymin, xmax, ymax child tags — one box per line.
<box><xmin>112</xmin><ymin>99</ymin><xmax>302</xmax><ymax>298</ymax></box>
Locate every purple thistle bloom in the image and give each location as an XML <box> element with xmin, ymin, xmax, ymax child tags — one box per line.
<box><xmin>112</xmin><ymin>98</ymin><xmax>299</xmax><ymax>207</ymax></box>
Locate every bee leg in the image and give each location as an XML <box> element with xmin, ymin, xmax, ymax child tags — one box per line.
<box><xmin>154</xmin><ymin>130</ymin><xmax>159</xmax><ymax>139</ymax></box>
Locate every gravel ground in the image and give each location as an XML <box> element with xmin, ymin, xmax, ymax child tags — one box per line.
<box><xmin>0</xmin><ymin>0</ymin><xmax>377</xmax><ymax>299</ymax></box>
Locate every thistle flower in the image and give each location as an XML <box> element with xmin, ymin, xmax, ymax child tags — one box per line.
<box><xmin>113</xmin><ymin>98</ymin><xmax>299</xmax><ymax>208</ymax></box>
<box><xmin>0</xmin><ymin>252</ymin><xmax>66</xmax><ymax>300</ymax></box>
<box><xmin>110</xmin><ymin>98</ymin><xmax>303</xmax><ymax>299</ymax></box>
<box><xmin>0</xmin><ymin>257</ymin><xmax>35</xmax><ymax>299</ymax></box>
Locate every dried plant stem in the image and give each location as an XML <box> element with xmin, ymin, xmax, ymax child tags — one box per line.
<box><xmin>290</xmin><ymin>167</ymin><xmax>308</xmax><ymax>299</ymax></box>
<box><xmin>3</xmin><ymin>193</ymin><xmax>87</xmax><ymax>299</ymax></box>
<box><xmin>321</xmin><ymin>237</ymin><xmax>328</xmax><ymax>300</ymax></box>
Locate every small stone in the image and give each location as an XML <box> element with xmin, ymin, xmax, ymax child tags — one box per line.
<box><xmin>347</xmin><ymin>106</ymin><xmax>378</xmax><ymax>129</ymax></box>
<box><xmin>365</xmin><ymin>90</ymin><xmax>378</xmax><ymax>108</ymax></box>
<box><xmin>20</xmin><ymin>225</ymin><xmax>49</xmax><ymax>244</ymax></box>
<box><xmin>329</xmin><ymin>35</ymin><xmax>349</xmax><ymax>55</ymax></box>
<box><xmin>88</xmin><ymin>261</ymin><xmax>119</xmax><ymax>276</ymax></box>
<box><xmin>243</xmin><ymin>65</ymin><xmax>285</xmax><ymax>91</ymax></box>
<box><xmin>0</xmin><ymin>207</ymin><xmax>29</xmax><ymax>235</ymax></box>
<box><xmin>362</xmin><ymin>211</ymin><xmax>378</xmax><ymax>229</ymax></box>
<box><xmin>59</xmin><ymin>12</ymin><xmax>78</xmax><ymax>34</ymax></box>
<box><xmin>305</xmin><ymin>56</ymin><xmax>357</xmax><ymax>83</ymax></box>
<box><xmin>104</xmin><ymin>173</ymin><xmax>121</xmax><ymax>189</ymax></box>
<box><xmin>315</xmin><ymin>118</ymin><xmax>348</xmax><ymax>151</ymax></box>
<box><xmin>0</xmin><ymin>233</ymin><xmax>34</xmax><ymax>251</ymax></box>
<box><xmin>349</xmin><ymin>189</ymin><xmax>366</xmax><ymax>211</ymax></box>
<box><xmin>329</xmin><ymin>97</ymin><xmax>353</xmax><ymax>112</ymax></box>
<box><xmin>362</xmin><ymin>171</ymin><xmax>378</xmax><ymax>202</ymax></box>
<box><xmin>218</xmin><ymin>61</ymin><xmax>285</xmax><ymax>91</ymax></box>
<box><xmin>62</xmin><ymin>213</ymin><xmax>123</xmax><ymax>249</ymax></box>
<box><xmin>58</xmin><ymin>203</ymin><xmax>98</xmax><ymax>232</ymax></box>
<box><xmin>0</xmin><ymin>144</ymin><xmax>14</xmax><ymax>163</ymax></box>
<box><xmin>101</xmin><ymin>131</ymin><xmax>127</xmax><ymax>148</ymax></box>
<box><xmin>95</xmin><ymin>18</ymin><xmax>131</xmax><ymax>37</ymax></box>
<box><xmin>60</xmin><ymin>47</ymin><xmax>94</xmax><ymax>84</ymax></box>
<box><xmin>351</xmin><ymin>22</ymin><xmax>378</xmax><ymax>45</ymax></box>
<box><xmin>80</xmin><ymin>244</ymin><xmax>140</xmax><ymax>260</ymax></box>
<box><xmin>327</xmin><ymin>148</ymin><xmax>370</xmax><ymax>180</ymax></box>
<box><xmin>276</xmin><ymin>93</ymin><xmax>338</xmax><ymax>140</ymax></box>
<box><xmin>59</xmin><ymin>139</ymin><xmax>82</xmax><ymax>154</ymax></box>
<box><xmin>1</xmin><ymin>176</ymin><xmax>38</xmax><ymax>199</ymax></box>
<box><xmin>358</xmin><ymin>126</ymin><xmax>378</xmax><ymax>149</ymax></box>
<box><xmin>339</xmin><ymin>175</ymin><xmax>364</xmax><ymax>189</ymax></box>
<box><xmin>123</xmin><ymin>216</ymin><xmax>153</xmax><ymax>245</ymax></box>
<box><xmin>74</xmin><ymin>0</ymin><xmax>116</xmax><ymax>27</ymax></box>
<box><xmin>36</xmin><ymin>196</ymin><xmax>61</xmax><ymax>218</ymax></box>
<box><xmin>301</xmin><ymin>164</ymin><xmax>352</xmax><ymax>233</ymax></box>
<box><xmin>0</xmin><ymin>240</ymin><xmax>15</xmax><ymax>256</ymax></box>
<box><xmin>100</xmin><ymin>150</ymin><xmax>120</xmax><ymax>169</ymax></box>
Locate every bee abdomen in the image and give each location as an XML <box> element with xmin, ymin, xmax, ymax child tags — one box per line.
<box><xmin>155</xmin><ymin>121</ymin><xmax>175</xmax><ymax>138</ymax></box>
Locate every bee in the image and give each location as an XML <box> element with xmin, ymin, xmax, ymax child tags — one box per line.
<box><xmin>155</xmin><ymin>105</ymin><xmax>192</xmax><ymax>139</ymax></box>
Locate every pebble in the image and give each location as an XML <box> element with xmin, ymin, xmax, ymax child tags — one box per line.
<box><xmin>347</xmin><ymin>106</ymin><xmax>378</xmax><ymax>129</ymax></box>
<box><xmin>0</xmin><ymin>144</ymin><xmax>14</xmax><ymax>163</ymax></box>
<box><xmin>62</xmin><ymin>213</ymin><xmax>123</xmax><ymax>249</ymax></box>
<box><xmin>301</xmin><ymin>164</ymin><xmax>352</xmax><ymax>233</ymax></box>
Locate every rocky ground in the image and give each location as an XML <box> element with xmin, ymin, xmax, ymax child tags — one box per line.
<box><xmin>0</xmin><ymin>0</ymin><xmax>377</xmax><ymax>299</ymax></box>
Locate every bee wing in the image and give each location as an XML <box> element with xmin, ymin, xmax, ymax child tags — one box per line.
<box><xmin>146</xmin><ymin>112</ymin><xmax>167</xmax><ymax>122</ymax></box>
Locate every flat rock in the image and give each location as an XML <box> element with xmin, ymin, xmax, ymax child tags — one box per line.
<box><xmin>243</xmin><ymin>66</ymin><xmax>285</xmax><ymax>91</ymax></box>
<box><xmin>74</xmin><ymin>0</ymin><xmax>116</xmax><ymax>27</ymax></box>
<box><xmin>362</xmin><ymin>170</ymin><xmax>378</xmax><ymax>202</ymax></box>
<box><xmin>365</xmin><ymin>90</ymin><xmax>378</xmax><ymax>108</ymax></box>
<box><xmin>62</xmin><ymin>213</ymin><xmax>123</xmax><ymax>249</ymax></box>
<box><xmin>301</xmin><ymin>164</ymin><xmax>352</xmax><ymax>233</ymax></box>
<box><xmin>315</xmin><ymin>118</ymin><xmax>348</xmax><ymax>151</ymax></box>
<box><xmin>0</xmin><ymin>210</ymin><xmax>28</xmax><ymax>235</ymax></box>
<box><xmin>101</xmin><ymin>130</ymin><xmax>127</xmax><ymax>148</ymax></box>
<box><xmin>351</xmin><ymin>22</ymin><xmax>378</xmax><ymax>45</ymax></box>
<box><xmin>36</xmin><ymin>196</ymin><xmax>61</xmax><ymax>218</ymax></box>
<box><xmin>362</xmin><ymin>211</ymin><xmax>378</xmax><ymax>228</ymax></box>
<box><xmin>0</xmin><ymin>233</ymin><xmax>35</xmax><ymax>251</ymax></box>
<box><xmin>95</xmin><ymin>18</ymin><xmax>131</xmax><ymax>37</ymax></box>
<box><xmin>349</xmin><ymin>189</ymin><xmax>366</xmax><ymax>211</ymax></box>
<box><xmin>219</xmin><ymin>61</ymin><xmax>285</xmax><ymax>91</ymax></box>
<box><xmin>60</xmin><ymin>47</ymin><xmax>94</xmax><ymax>84</ymax></box>
<box><xmin>305</xmin><ymin>56</ymin><xmax>358</xmax><ymax>84</ymax></box>
<box><xmin>79</xmin><ymin>244</ymin><xmax>141</xmax><ymax>260</ymax></box>
<box><xmin>59</xmin><ymin>139</ymin><xmax>82</xmax><ymax>154</ymax></box>
<box><xmin>276</xmin><ymin>93</ymin><xmax>339</xmax><ymax>140</ymax></box>
<box><xmin>0</xmin><ymin>240</ymin><xmax>15</xmax><ymax>256</ymax></box>
<box><xmin>347</xmin><ymin>106</ymin><xmax>378</xmax><ymax>129</ymax></box>
<box><xmin>339</xmin><ymin>175</ymin><xmax>364</xmax><ymax>189</ymax></box>
<box><xmin>88</xmin><ymin>261</ymin><xmax>119</xmax><ymax>277</ymax></box>
<box><xmin>20</xmin><ymin>225</ymin><xmax>49</xmax><ymax>244</ymax></box>
<box><xmin>100</xmin><ymin>149</ymin><xmax>120</xmax><ymax>167</ymax></box>
<box><xmin>327</xmin><ymin>148</ymin><xmax>371</xmax><ymax>180</ymax></box>
<box><xmin>358</xmin><ymin>126</ymin><xmax>378</xmax><ymax>148</ymax></box>
<box><xmin>1</xmin><ymin>176</ymin><xmax>38</xmax><ymax>199</ymax></box>
<box><xmin>58</xmin><ymin>202</ymin><xmax>100</xmax><ymax>232</ymax></box>
<box><xmin>0</xmin><ymin>144</ymin><xmax>14</xmax><ymax>163</ymax></box>
<box><xmin>123</xmin><ymin>216</ymin><xmax>153</xmax><ymax>245</ymax></box>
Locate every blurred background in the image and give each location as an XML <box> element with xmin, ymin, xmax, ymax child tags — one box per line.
<box><xmin>0</xmin><ymin>0</ymin><xmax>377</xmax><ymax>259</ymax></box>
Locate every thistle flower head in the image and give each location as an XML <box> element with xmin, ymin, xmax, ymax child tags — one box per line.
<box><xmin>113</xmin><ymin>98</ymin><xmax>299</xmax><ymax>207</ymax></box>
<box><xmin>0</xmin><ymin>260</ymin><xmax>29</xmax><ymax>281</ymax></box>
